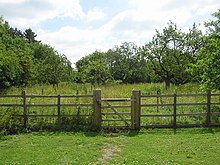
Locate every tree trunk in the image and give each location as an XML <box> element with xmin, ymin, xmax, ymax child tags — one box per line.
<box><xmin>165</xmin><ymin>78</ymin><xmax>171</xmax><ymax>90</ymax></box>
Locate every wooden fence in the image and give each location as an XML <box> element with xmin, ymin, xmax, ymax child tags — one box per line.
<box><xmin>0</xmin><ymin>90</ymin><xmax>220</xmax><ymax>130</ymax></box>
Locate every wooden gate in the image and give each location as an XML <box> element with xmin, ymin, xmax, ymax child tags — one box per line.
<box><xmin>101</xmin><ymin>98</ymin><xmax>132</xmax><ymax>129</ymax></box>
<box><xmin>93</xmin><ymin>89</ymin><xmax>141</xmax><ymax>130</ymax></box>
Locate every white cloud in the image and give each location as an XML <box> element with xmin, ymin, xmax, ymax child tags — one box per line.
<box><xmin>1</xmin><ymin>0</ymin><xmax>220</xmax><ymax>64</ymax></box>
<box><xmin>86</xmin><ymin>8</ymin><xmax>105</xmax><ymax>21</ymax></box>
<box><xmin>0</xmin><ymin>0</ymin><xmax>84</xmax><ymax>28</ymax></box>
<box><xmin>37</xmin><ymin>26</ymin><xmax>112</xmax><ymax>63</ymax></box>
<box><xmin>0</xmin><ymin>0</ymin><xmax>26</xmax><ymax>3</ymax></box>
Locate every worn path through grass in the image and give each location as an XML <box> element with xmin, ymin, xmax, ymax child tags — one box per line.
<box><xmin>0</xmin><ymin>128</ymin><xmax>220</xmax><ymax>164</ymax></box>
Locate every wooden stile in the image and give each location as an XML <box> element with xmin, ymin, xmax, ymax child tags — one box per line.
<box><xmin>93</xmin><ymin>89</ymin><xmax>102</xmax><ymax>129</ymax></box>
<box><xmin>131</xmin><ymin>90</ymin><xmax>141</xmax><ymax>130</ymax></box>
<box><xmin>22</xmin><ymin>90</ymin><xmax>28</xmax><ymax>128</ymax></box>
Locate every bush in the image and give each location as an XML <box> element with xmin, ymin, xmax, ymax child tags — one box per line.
<box><xmin>0</xmin><ymin>107</ymin><xmax>23</xmax><ymax>135</ymax></box>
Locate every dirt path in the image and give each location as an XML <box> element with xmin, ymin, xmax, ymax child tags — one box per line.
<box><xmin>95</xmin><ymin>143</ymin><xmax>121</xmax><ymax>164</ymax></box>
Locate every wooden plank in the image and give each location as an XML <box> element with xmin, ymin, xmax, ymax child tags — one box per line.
<box><xmin>176</xmin><ymin>94</ymin><xmax>206</xmax><ymax>97</ymax></box>
<box><xmin>22</xmin><ymin>91</ymin><xmax>28</xmax><ymax>128</ymax></box>
<box><xmin>0</xmin><ymin>104</ymin><xmax>23</xmax><ymax>107</ymax></box>
<box><xmin>141</xmin><ymin>104</ymin><xmax>174</xmax><ymax>107</ymax></box>
<box><xmin>93</xmin><ymin>89</ymin><xmax>102</xmax><ymax>129</ymax></box>
<box><xmin>57</xmin><ymin>95</ymin><xmax>61</xmax><ymax>129</ymax></box>
<box><xmin>141</xmin><ymin>102</ymin><xmax>207</xmax><ymax>107</ymax></box>
<box><xmin>141</xmin><ymin>93</ymin><xmax>209</xmax><ymax>98</ymax></box>
<box><xmin>131</xmin><ymin>90</ymin><xmax>141</xmax><ymax>130</ymax></box>
<box><xmin>210</xmin><ymin>93</ymin><xmax>220</xmax><ymax>96</ymax></box>
<box><xmin>102</xmin><ymin>119</ymin><xmax>131</xmax><ymax>122</ymax></box>
<box><xmin>27</xmin><ymin>104</ymin><xmax>57</xmax><ymax>107</ymax></box>
<box><xmin>23</xmin><ymin>114</ymin><xmax>93</xmax><ymax>117</ymax></box>
<box><xmin>60</xmin><ymin>104</ymin><xmax>93</xmax><ymax>107</ymax></box>
<box><xmin>141</xmin><ymin>114</ymin><xmax>173</xmax><ymax>117</ymax></box>
<box><xmin>26</xmin><ymin>103</ymin><xmax>93</xmax><ymax>107</ymax></box>
<box><xmin>26</xmin><ymin>114</ymin><xmax>57</xmax><ymax>117</ymax></box>
<box><xmin>101</xmin><ymin>98</ymin><xmax>132</xmax><ymax>102</ymax></box>
<box><xmin>102</xmin><ymin>105</ymin><xmax>131</xmax><ymax>108</ymax></box>
<box><xmin>141</xmin><ymin>113</ymin><xmax>207</xmax><ymax>117</ymax></box>
<box><xmin>173</xmin><ymin>94</ymin><xmax>177</xmax><ymax>128</ymax></box>
<box><xmin>206</xmin><ymin>91</ymin><xmax>211</xmax><ymax>127</ymax></box>
<box><xmin>175</xmin><ymin>124</ymin><xmax>205</xmax><ymax>128</ymax></box>
<box><xmin>212</xmin><ymin>112</ymin><xmax>220</xmax><ymax>116</ymax></box>
<box><xmin>141</xmin><ymin>124</ymin><xmax>173</xmax><ymax>128</ymax></box>
<box><xmin>26</xmin><ymin>95</ymin><xmax>57</xmax><ymax>98</ymax></box>
<box><xmin>0</xmin><ymin>95</ymin><xmax>22</xmax><ymax>97</ymax></box>
<box><xmin>176</xmin><ymin>103</ymin><xmax>207</xmax><ymax>106</ymax></box>
<box><xmin>102</xmin><ymin>112</ymin><xmax>131</xmax><ymax>115</ymax></box>
<box><xmin>60</xmin><ymin>95</ymin><xmax>93</xmax><ymax>98</ymax></box>
<box><xmin>211</xmin><ymin>102</ymin><xmax>220</xmax><ymax>105</ymax></box>
<box><xmin>176</xmin><ymin>113</ymin><xmax>207</xmax><ymax>117</ymax></box>
<box><xmin>141</xmin><ymin>94</ymin><xmax>174</xmax><ymax>98</ymax></box>
<box><xmin>103</xmin><ymin>100</ymin><xmax>130</xmax><ymax>126</ymax></box>
<box><xmin>141</xmin><ymin>124</ymin><xmax>205</xmax><ymax>128</ymax></box>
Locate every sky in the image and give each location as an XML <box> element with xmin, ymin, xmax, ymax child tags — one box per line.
<box><xmin>1</xmin><ymin>0</ymin><xmax>220</xmax><ymax>65</ymax></box>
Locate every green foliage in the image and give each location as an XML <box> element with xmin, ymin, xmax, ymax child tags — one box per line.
<box><xmin>76</xmin><ymin>42</ymin><xmax>152</xmax><ymax>84</ymax></box>
<box><xmin>23</xmin><ymin>28</ymin><xmax>37</xmax><ymax>44</ymax></box>
<box><xmin>140</xmin><ymin>22</ymin><xmax>203</xmax><ymax>89</ymax></box>
<box><xmin>1</xmin><ymin>9</ymin><xmax>220</xmax><ymax>92</ymax></box>
<box><xmin>190</xmin><ymin>9</ymin><xmax>220</xmax><ymax>91</ymax></box>
<box><xmin>0</xmin><ymin>107</ymin><xmax>23</xmax><ymax>135</ymax></box>
<box><xmin>76</xmin><ymin>51</ymin><xmax>113</xmax><ymax>84</ymax></box>
<box><xmin>106</xmin><ymin>42</ymin><xmax>150</xmax><ymax>83</ymax></box>
<box><xmin>0</xmin><ymin>18</ymin><xmax>74</xmax><ymax>91</ymax></box>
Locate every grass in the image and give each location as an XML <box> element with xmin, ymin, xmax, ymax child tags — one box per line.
<box><xmin>0</xmin><ymin>132</ymin><xmax>107</xmax><ymax>164</ymax></box>
<box><xmin>0</xmin><ymin>128</ymin><xmax>220</xmax><ymax>164</ymax></box>
<box><xmin>4</xmin><ymin>82</ymin><xmax>203</xmax><ymax>97</ymax></box>
<box><xmin>1</xmin><ymin>82</ymin><xmax>220</xmax><ymax>131</ymax></box>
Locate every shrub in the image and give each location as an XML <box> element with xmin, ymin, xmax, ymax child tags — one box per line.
<box><xmin>0</xmin><ymin>107</ymin><xmax>23</xmax><ymax>135</ymax></box>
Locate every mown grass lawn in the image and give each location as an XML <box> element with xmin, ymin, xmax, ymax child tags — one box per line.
<box><xmin>0</xmin><ymin>128</ymin><xmax>220</xmax><ymax>165</ymax></box>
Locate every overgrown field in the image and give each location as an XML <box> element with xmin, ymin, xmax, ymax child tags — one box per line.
<box><xmin>4</xmin><ymin>82</ymin><xmax>203</xmax><ymax>97</ymax></box>
<box><xmin>1</xmin><ymin>83</ymin><xmax>220</xmax><ymax>133</ymax></box>
<box><xmin>0</xmin><ymin>128</ymin><xmax>220</xmax><ymax>164</ymax></box>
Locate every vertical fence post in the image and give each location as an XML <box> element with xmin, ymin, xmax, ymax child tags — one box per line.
<box><xmin>22</xmin><ymin>90</ymin><xmax>28</xmax><ymax>128</ymax></box>
<box><xmin>131</xmin><ymin>90</ymin><xmax>141</xmax><ymax>130</ymax></box>
<box><xmin>93</xmin><ymin>89</ymin><xmax>101</xmax><ymax>129</ymax></box>
<box><xmin>57</xmin><ymin>94</ymin><xmax>61</xmax><ymax>129</ymax></box>
<box><xmin>206</xmin><ymin>90</ymin><xmax>211</xmax><ymax>127</ymax></box>
<box><xmin>173</xmin><ymin>94</ymin><xmax>177</xmax><ymax>129</ymax></box>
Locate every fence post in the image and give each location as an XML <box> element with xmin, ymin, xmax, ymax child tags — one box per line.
<box><xmin>22</xmin><ymin>90</ymin><xmax>28</xmax><ymax>128</ymax></box>
<box><xmin>93</xmin><ymin>89</ymin><xmax>102</xmax><ymax>129</ymax></box>
<box><xmin>57</xmin><ymin>95</ymin><xmax>61</xmax><ymax>129</ymax></box>
<box><xmin>173</xmin><ymin>94</ymin><xmax>177</xmax><ymax>129</ymax></box>
<box><xmin>131</xmin><ymin>90</ymin><xmax>141</xmax><ymax>130</ymax></box>
<box><xmin>206</xmin><ymin>90</ymin><xmax>211</xmax><ymax>127</ymax></box>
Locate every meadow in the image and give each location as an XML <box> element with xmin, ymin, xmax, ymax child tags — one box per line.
<box><xmin>1</xmin><ymin>83</ymin><xmax>220</xmax><ymax>164</ymax></box>
<box><xmin>4</xmin><ymin>82</ymin><xmax>203</xmax><ymax>97</ymax></box>
<box><xmin>0</xmin><ymin>128</ymin><xmax>220</xmax><ymax>164</ymax></box>
<box><xmin>1</xmin><ymin>82</ymin><xmax>220</xmax><ymax>133</ymax></box>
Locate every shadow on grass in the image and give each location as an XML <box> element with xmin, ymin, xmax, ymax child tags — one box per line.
<box><xmin>1</xmin><ymin>127</ymin><xmax>219</xmax><ymax>138</ymax></box>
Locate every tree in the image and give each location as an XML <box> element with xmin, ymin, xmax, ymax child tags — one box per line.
<box><xmin>141</xmin><ymin>22</ymin><xmax>201</xmax><ymax>89</ymax></box>
<box><xmin>190</xmin><ymin>9</ymin><xmax>220</xmax><ymax>91</ymax></box>
<box><xmin>0</xmin><ymin>20</ymin><xmax>33</xmax><ymax>89</ymax></box>
<box><xmin>0</xmin><ymin>17</ymin><xmax>74</xmax><ymax>90</ymax></box>
<box><xmin>106</xmin><ymin>42</ymin><xmax>148</xmax><ymax>83</ymax></box>
<box><xmin>24</xmin><ymin>28</ymin><xmax>37</xmax><ymax>44</ymax></box>
<box><xmin>75</xmin><ymin>51</ymin><xmax>112</xmax><ymax>84</ymax></box>
<box><xmin>33</xmin><ymin>43</ymin><xmax>74</xmax><ymax>87</ymax></box>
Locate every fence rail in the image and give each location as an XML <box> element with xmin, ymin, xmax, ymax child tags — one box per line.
<box><xmin>1</xmin><ymin>90</ymin><xmax>220</xmax><ymax>130</ymax></box>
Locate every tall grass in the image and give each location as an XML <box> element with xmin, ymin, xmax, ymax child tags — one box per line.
<box><xmin>5</xmin><ymin>82</ymin><xmax>203</xmax><ymax>96</ymax></box>
<box><xmin>1</xmin><ymin>82</ymin><xmax>220</xmax><ymax>134</ymax></box>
